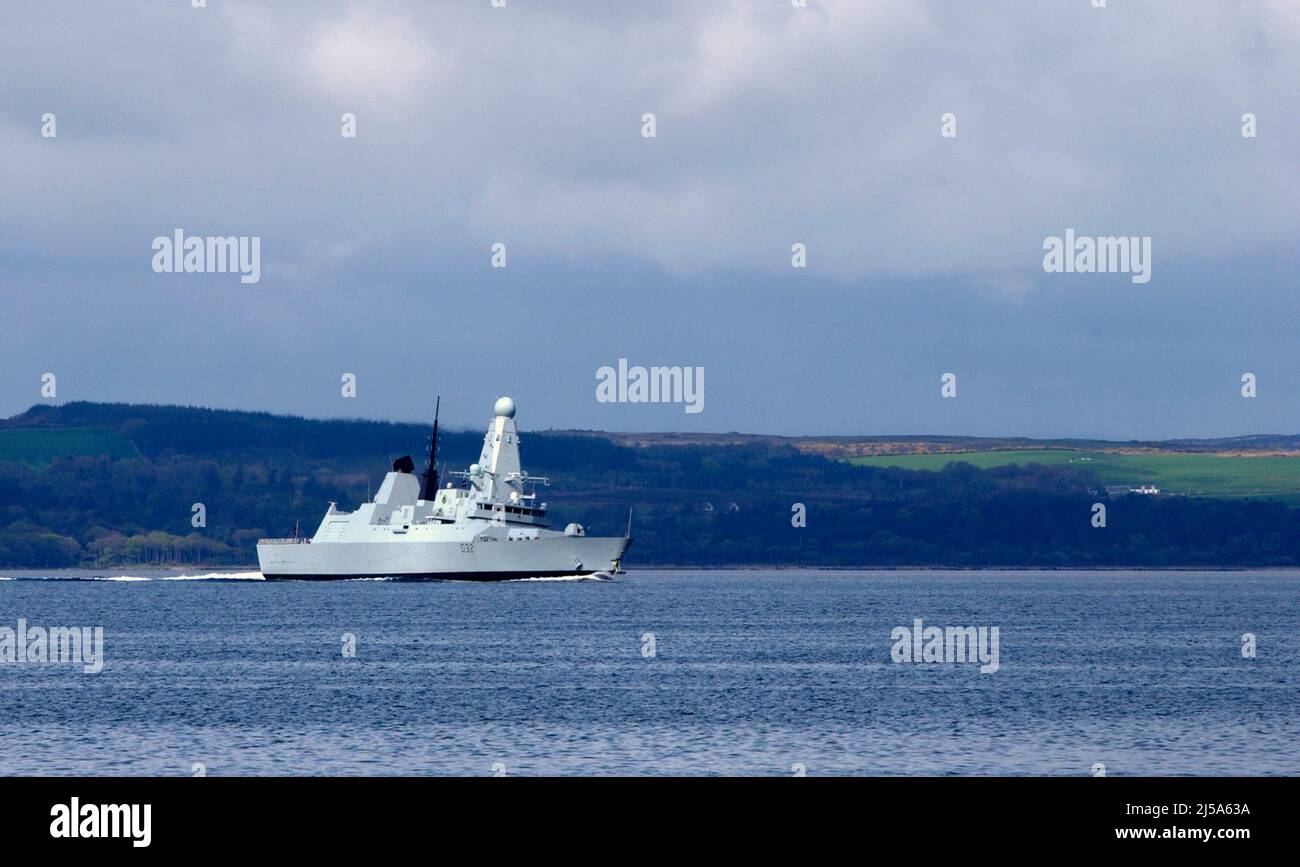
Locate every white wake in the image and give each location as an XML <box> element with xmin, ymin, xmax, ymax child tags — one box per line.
<box><xmin>509</xmin><ymin>572</ymin><xmax>614</xmax><ymax>582</ymax></box>
<box><xmin>91</xmin><ymin>570</ymin><xmax>266</xmax><ymax>582</ymax></box>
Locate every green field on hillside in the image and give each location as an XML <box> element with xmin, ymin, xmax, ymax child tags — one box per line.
<box><xmin>849</xmin><ymin>449</ymin><xmax>1300</xmax><ymax>503</ymax></box>
<box><xmin>0</xmin><ymin>426</ymin><xmax>141</xmax><ymax>465</ymax></box>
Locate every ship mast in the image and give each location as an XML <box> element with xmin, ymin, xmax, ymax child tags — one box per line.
<box><xmin>419</xmin><ymin>396</ymin><xmax>440</xmax><ymax>500</ymax></box>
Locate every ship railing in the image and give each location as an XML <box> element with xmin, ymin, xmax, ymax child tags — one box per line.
<box><xmin>258</xmin><ymin>537</ymin><xmax>311</xmax><ymax>545</ymax></box>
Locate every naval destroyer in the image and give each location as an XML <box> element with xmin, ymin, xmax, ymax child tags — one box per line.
<box><xmin>256</xmin><ymin>397</ymin><xmax>631</xmax><ymax>580</ymax></box>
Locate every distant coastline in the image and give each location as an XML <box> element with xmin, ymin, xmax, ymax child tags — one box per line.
<box><xmin>4</xmin><ymin>401</ymin><xmax>1300</xmax><ymax>571</ymax></box>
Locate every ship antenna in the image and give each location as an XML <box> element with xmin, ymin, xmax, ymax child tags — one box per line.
<box><xmin>626</xmin><ymin>507</ymin><xmax>633</xmax><ymax>540</ymax></box>
<box><xmin>420</xmin><ymin>396</ymin><xmax>441</xmax><ymax>500</ymax></box>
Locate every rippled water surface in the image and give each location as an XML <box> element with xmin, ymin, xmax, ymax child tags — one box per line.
<box><xmin>1</xmin><ymin>569</ymin><xmax>1296</xmax><ymax>775</ymax></box>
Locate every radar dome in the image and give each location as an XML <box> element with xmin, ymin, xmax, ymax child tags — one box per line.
<box><xmin>494</xmin><ymin>396</ymin><xmax>516</xmax><ymax>418</ymax></box>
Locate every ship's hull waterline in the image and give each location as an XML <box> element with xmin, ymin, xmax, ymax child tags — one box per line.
<box><xmin>258</xmin><ymin>536</ymin><xmax>630</xmax><ymax>581</ymax></box>
<box><xmin>262</xmin><ymin>571</ymin><xmax>605</xmax><ymax>582</ymax></box>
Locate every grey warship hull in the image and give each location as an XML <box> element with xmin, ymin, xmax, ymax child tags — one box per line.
<box><xmin>263</xmin><ymin>571</ymin><xmax>599</xmax><ymax>581</ymax></box>
<box><xmin>258</xmin><ymin>534</ymin><xmax>631</xmax><ymax>581</ymax></box>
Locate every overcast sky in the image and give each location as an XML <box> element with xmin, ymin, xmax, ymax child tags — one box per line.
<box><xmin>2</xmin><ymin>0</ymin><xmax>1298</xmax><ymax>438</ymax></box>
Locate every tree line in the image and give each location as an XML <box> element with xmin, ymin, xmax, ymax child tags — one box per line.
<box><xmin>3</xmin><ymin>402</ymin><xmax>1300</xmax><ymax>569</ymax></box>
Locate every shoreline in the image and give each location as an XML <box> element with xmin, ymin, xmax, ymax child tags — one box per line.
<box><xmin>6</xmin><ymin>563</ymin><xmax>1300</xmax><ymax>575</ymax></box>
